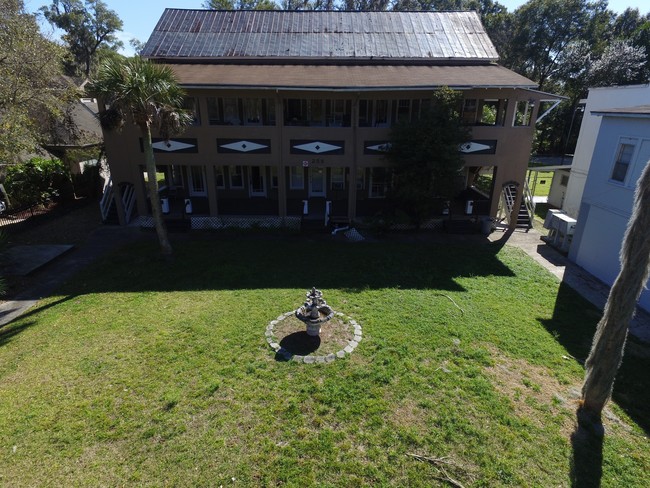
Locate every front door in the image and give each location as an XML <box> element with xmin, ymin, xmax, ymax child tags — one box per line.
<box><xmin>249</xmin><ymin>166</ymin><xmax>266</xmax><ymax>197</ymax></box>
<box><xmin>309</xmin><ymin>167</ymin><xmax>326</xmax><ymax>197</ymax></box>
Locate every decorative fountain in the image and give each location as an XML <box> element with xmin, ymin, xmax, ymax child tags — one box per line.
<box><xmin>295</xmin><ymin>287</ymin><xmax>335</xmax><ymax>337</ymax></box>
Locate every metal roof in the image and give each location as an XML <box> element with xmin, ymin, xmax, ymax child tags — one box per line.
<box><xmin>169</xmin><ymin>63</ymin><xmax>536</xmax><ymax>90</ymax></box>
<box><xmin>592</xmin><ymin>105</ymin><xmax>650</xmax><ymax>117</ymax></box>
<box><xmin>142</xmin><ymin>9</ymin><xmax>499</xmax><ymax>62</ymax></box>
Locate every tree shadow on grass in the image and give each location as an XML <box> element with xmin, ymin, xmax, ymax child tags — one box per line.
<box><xmin>0</xmin><ymin>296</ymin><xmax>74</xmax><ymax>348</ymax></box>
<box><xmin>540</xmin><ymin>281</ymin><xmax>649</xmax><ymax>487</ymax></box>
<box><xmin>570</xmin><ymin>419</ymin><xmax>604</xmax><ymax>488</ymax></box>
<box><xmin>539</xmin><ymin>282</ymin><xmax>650</xmax><ymax>435</ymax></box>
<box><xmin>62</xmin><ymin>233</ymin><xmax>516</xmax><ymax>296</ymax></box>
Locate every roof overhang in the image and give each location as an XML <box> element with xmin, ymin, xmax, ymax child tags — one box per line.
<box><xmin>169</xmin><ymin>64</ymin><xmax>538</xmax><ymax>91</ymax></box>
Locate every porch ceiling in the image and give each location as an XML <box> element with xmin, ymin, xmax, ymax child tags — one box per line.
<box><xmin>170</xmin><ymin>64</ymin><xmax>537</xmax><ymax>91</ymax></box>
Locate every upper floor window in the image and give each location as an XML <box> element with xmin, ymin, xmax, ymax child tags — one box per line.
<box><xmin>462</xmin><ymin>98</ymin><xmax>509</xmax><ymax>126</ymax></box>
<box><xmin>284</xmin><ymin>98</ymin><xmax>351</xmax><ymax>127</ymax></box>
<box><xmin>610</xmin><ymin>140</ymin><xmax>636</xmax><ymax>183</ymax></box>
<box><xmin>207</xmin><ymin>97</ymin><xmax>275</xmax><ymax>126</ymax></box>
<box><xmin>513</xmin><ymin>100</ymin><xmax>534</xmax><ymax>127</ymax></box>
<box><xmin>183</xmin><ymin>97</ymin><xmax>201</xmax><ymax>125</ymax></box>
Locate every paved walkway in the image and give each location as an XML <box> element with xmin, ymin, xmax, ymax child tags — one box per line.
<box><xmin>0</xmin><ymin>226</ymin><xmax>145</xmax><ymax>326</ymax></box>
<box><xmin>489</xmin><ymin>225</ymin><xmax>650</xmax><ymax>344</ymax></box>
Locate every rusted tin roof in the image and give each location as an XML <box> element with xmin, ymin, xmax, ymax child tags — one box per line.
<box><xmin>142</xmin><ymin>9</ymin><xmax>499</xmax><ymax>62</ymax></box>
<box><xmin>169</xmin><ymin>64</ymin><xmax>536</xmax><ymax>90</ymax></box>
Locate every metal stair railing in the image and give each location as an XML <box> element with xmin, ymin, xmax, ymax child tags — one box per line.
<box><xmin>522</xmin><ymin>180</ymin><xmax>536</xmax><ymax>227</ymax></box>
<box><xmin>99</xmin><ymin>177</ymin><xmax>114</xmax><ymax>222</ymax></box>
<box><xmin>121</xmin><ymin>183</ymin><xmax>136</xmax><ymax>224</ymax></box>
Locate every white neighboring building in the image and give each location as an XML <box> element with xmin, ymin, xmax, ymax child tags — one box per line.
<box><xmin>569</xmin><ymin>105</ymin><xmax>650</xmax><ymax>312</ymax></box>
<box><xmin>563</xmin><ymin>84</ymin><xmax>650</xmax><ymax>218</ymax></box>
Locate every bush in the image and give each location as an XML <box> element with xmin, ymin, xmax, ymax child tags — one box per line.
<box><xmin>4</xmin><ymin>158</ymin><xmax>74</xmax><ymax>207</ymax></box>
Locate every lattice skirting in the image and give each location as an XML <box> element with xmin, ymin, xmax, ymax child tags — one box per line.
<box><xmin>136</xmin><ymin>215</ymin><xmax>301</xmax><ymax>230</ymax></box>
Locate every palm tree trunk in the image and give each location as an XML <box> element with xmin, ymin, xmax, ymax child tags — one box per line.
<box><xmin>141</xmin><ymin>125</ymin><xmax>173</xmax><ymax>256</ymax></box>
<box><xmin>581</xmin><ymin>158</ymin><xmax>650</xmax><ymax>416</ymax></box>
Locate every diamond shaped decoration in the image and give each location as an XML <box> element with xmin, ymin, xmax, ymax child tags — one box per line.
<box><xmin>365</xmin><ymin>143</ymin><xmax>392</xmax><ymax>152</ymax></box>
<box><xmin>219</xmin><ymin>140</ymin><xmax>268</xmax><ymax>152</ymax></box>
<box><xmin>152</xmin><ymin>140</ymin><xmax>195</xmax><ymax>152</ymax></box>
<box><xmin>293</xmin><ymin>141</ymin><xmax>341</xmax><ymax>154</ymax></box>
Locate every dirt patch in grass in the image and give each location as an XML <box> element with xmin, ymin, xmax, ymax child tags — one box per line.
<box><xmin>484</xmin><ymin>346</ymin><xmax>634</xmax><ymax>437</ymax></box>
<box><xmin>273</xmin><ymin>315</ymin><xmax>355</xmax><ymax>356</ymax></box>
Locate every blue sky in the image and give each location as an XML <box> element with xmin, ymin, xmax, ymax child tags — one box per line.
<box><xmin>27</xmin><ymin>0</ymin><xmax>649</xmax><ymax>56</ymax></box>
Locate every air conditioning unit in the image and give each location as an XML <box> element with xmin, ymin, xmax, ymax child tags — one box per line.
<box><xmin>542</xmin><ymin>212</ymin><xmax>576</xmax><ymax>252</ymax></box>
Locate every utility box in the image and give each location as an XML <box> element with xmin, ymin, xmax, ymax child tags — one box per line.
<box><xmin>542</xmin><ymin>212</ymin><xmax>577</xmax><ymax>252</ymax></box>
<box><xmin>465</xmin><ymin>200</ymin><xmax>474</xmax><ymax>215</ymax></box>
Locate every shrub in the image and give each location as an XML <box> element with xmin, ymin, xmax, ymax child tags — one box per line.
<box><xmin>4</xmin><ymin>158</ymin><xmax>73</xmax><ymax>207</ymax></box>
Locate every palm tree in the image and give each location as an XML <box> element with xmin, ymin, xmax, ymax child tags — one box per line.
<box><xmin>86</xmin><ymin>56</ymin><xmax>191</xmax><ymax>256</ymax></box>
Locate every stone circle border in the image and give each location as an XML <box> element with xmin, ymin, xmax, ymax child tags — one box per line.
<box><xmin>265</xmin><ymin>311</ymin><xmax>362</xmax><ymax>363</ymax></box>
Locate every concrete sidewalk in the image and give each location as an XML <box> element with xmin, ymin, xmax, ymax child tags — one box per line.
<box><xmin>0</xmin><ymin>225</ymin><xmax>145</xmax><ymax>326</ymax></box>
<box><xmin>489</xmin><ymin>226</ymin><xmax>650</xmax><ymax>344</ymax></box>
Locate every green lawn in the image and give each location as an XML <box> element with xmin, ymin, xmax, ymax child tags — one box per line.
<box><xmin>0</xmin><ymin>236</ymin><xmax>648</xmax><ymax>486</ymax></box>
<box><xmin>527</xmin><ymin>170</ymin><xmax>554</xmax><ymax>197</ymax></box>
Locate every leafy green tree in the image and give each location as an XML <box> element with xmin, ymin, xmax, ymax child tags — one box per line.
<box><xmin>504</xmin><ymin>0</ymin><xmax>610</xmax><ymax>90</ymax></box>
<box><xmin>86</xmin><ymin>57</ymin><xmax>192</xmax><ymax>257</ymax></box>
<box><xmin>388</xmin><ymin>88</ymin><xmax>469</xmax><ymax>226</ymax></box>
<box><xmin>41</xmin><ymin>0</ymin><xmax>123</xmax><ymax>77</ymax></box>
<box><xmin>0</xmin><ymin>0</ymin><xmax>67</xmax><ymax>164</ymax></box>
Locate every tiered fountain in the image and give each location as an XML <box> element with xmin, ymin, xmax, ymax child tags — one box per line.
<box><xmin>295</xmin><ymin>287</ymin><xmax>334</xmax><ymax>337</ymax></box>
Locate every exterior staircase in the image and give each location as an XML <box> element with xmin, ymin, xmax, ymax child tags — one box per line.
<box><xmin>500</xmin><ymin>182</ymin><xmax>534</xmax><ymax>231</ymax></box>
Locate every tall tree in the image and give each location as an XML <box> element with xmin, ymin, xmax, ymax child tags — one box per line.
<box><xmin>0</xmin><ymin>0</ymin><xmax>67</xmax><ymax>164</ymax></box>
<box><xmin>505</xmin><ymin>0</ymin><xmax>609</xmax><ymax>90</ymax></box>
<box><xmin>86</xmin><ymin>57</ymin><xmax>192</xmax><ymax>256</ymax></box>
<box><xmin>389</xmin><ymin>88</ymin><xmax>469</xmax><ymax>226</ymax></box>
<box><xmin>41</xmin><ymin>0</ymin><xmax>123</xmax><ymax>77</ymax></box>
<box><xmin>581</xmin><ymin>158</ymin><xmax>650</xmax><ymax>421</ymax></box>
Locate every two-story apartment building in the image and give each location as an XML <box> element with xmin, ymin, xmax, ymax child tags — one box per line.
<box><xmin>101</xmin><ymin>9</ymin><xmax>558</xmax><ymax>229</ymax></box>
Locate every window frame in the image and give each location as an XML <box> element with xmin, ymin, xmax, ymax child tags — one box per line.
<box><xmin>609</xmin><ymin>138</ymin><xmax>637</xmax><ymax>184</ymax></box>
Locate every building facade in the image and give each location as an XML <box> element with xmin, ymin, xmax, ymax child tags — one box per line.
<box><xmin>569</xmin><ymin>105</ymin><xmax>650</xmax><ymax>312</ymax></box>
<box><xmin>102</xmin><ymin>9</ymin><xmax>558</xmax><ymax>228</ymax></box>
<box><xmin>563</xmin><ymin>84</ymin><xmax>650</xmax><ymax>219</ymax></box>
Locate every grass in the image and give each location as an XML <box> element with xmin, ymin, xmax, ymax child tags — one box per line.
<box><xmin>527</xmin><ymin>170</ymin><xmax>554</xmax><ymax>197</ymax></box>
<box><xmin>0</xmin><ymin>235</ymin><xmax>648</xmax><ymax>486</ymax></box>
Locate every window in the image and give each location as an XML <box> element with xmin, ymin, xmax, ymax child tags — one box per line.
<box><xmin>611</xmin><ymin>141</ymin><xmax>636</xmax><ymax>183</ymax></box>
<box><xmin>290</xmin><ymin>166</ymin><xmax>304</xmax><ymax>190</ymax></box>
<box><xmin>270</xmin><ymin>166</ymin><xmax>278</xmax><ymax>188</ymax></box>
<box><xmin>207</xmin><ymin>97</ymin><xmax>275</xmax><ymax>126</ymax></box>
<box><xmin>394</xmin><ymin>99</ymin><xmax>411</xmax><ymax>122</ymax></box>
<box><xmin>284</xmin><ymin>99</ymin><xmax>351</xmax><ymax>127</ymax></box>
<box><xmin>188</xmin><ymin>166</ymin><xmax>206</xmax><ymax>196</ymax></box>
<box><xmin>243</xmin><ymin>98</ymin><xmax>262</xmax><ymax>125</ymax></box>
<box><xmin>356</xmin><ymin>168</ymin><xmax>365</xmax><ymax>190</ymax></box>
<box><xmin>369</xmin><ymin>167</ymin><xmax>391</xmax><ymax>198</ymax></box>
<box><xmin>215</xmin><ymin>166</ymin><xmax>225</xmax><ymax>189</ymax></box>
<box><xmin>223</xmin><ymin>98</ymin><xmax>240</xmax><ymax>125</ymax></box>
<box><xmin>183</xmin><ymin>97</ymin><xmax>201</xmax><ymax>125</ymax></box>
<box><xmin>331</xmin><ymin>167</ymin><xmax>345</xmax><ymax>190</ymax></box>
<box><xmin>207</xmin><ymin>97</ymin><xmax>222</xmax><ymax>125</ymax></box>
<box><xmin>249</xmin><ymin>166</ymin><xmax>266</xmax><ymax>196</ymax></box>
<box><xmin>462</xmin><ymin>99</ymin><xmax>478</xmax><ymax>124</ymax></box>
<box><xmin>514</xmin><ymin>100</ymin><xmax>534</xmax><ymax>126</ymax></box>
<box><xmin>229</xmin><ymin>165</ymin><xmax>244</xmax><ymax>188</ymax></box>
<box><xmin>375</xmin><ymin>100</ymin><xmax>389</xmax><ymax>127</ymax></box>
<box><xmin>359</xmin><ymin>99</ymin><xmax>372</xmax><ymax>127</ymax></box>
